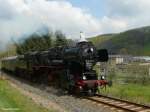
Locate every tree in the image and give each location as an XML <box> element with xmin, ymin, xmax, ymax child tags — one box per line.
<box><xmin>54</xmin><ymin>31</ymin><xmax>67</xmax><ymax>47</ymax></box>
<box><xmin>16</xmin><ymin>31</ymin><xmax>53</xmax><ymax>54</ymax></box>
<box><xmin>15</xmin><ymin>30</ymin><xmax>68</xmax><ymax>55</ymax></box>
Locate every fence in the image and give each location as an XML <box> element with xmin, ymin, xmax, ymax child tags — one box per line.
<box><xmin>98</xmin><ymin>61</ymin><xmax>150</xmax><ymax>85</ymax></box>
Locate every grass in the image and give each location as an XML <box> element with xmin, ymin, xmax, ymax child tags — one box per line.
<box><xmin>143</xmin><ymin>44</ymin><xmax>150</xmax><ymax>55</ymax></box>
<box><xmin>97</xmin><ymin>62</ymin><xmax>150</xmax><ymax>105</ymax></box>
<box><xmin>0</xmin><ymin>79</ymin><xmax>53</xmax><ymax>112</ymax></box>
<box><xmin>100</xmin><ymin>83</ymin><xmax>150</xmax><ymax>105</ymax></box>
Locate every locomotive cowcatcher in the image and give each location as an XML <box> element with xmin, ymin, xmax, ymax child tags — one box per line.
<box><xmin>1</xmin><ymin>35</ymin><xmax>109</xmax><ymax>95</ymax></box>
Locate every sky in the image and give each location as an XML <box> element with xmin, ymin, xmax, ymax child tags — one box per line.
<box><xmin>67</xmin><ymin>0</ymin><xmax>106</xmax><ymax>18</ymax></box>
<box><xmin>1</xmin><ymin>0</ymin><xmax>150</xmax><ymax>49</ymax></box>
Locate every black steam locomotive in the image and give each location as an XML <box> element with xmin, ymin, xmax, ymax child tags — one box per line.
<box><xmin>1</xmin><ymin>39</ymin><xmax>109</xmax><ymax>95</ymax></box>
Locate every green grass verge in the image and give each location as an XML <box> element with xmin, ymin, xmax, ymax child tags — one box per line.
<box><xmin>100</xmin><ymin>83</ymin><xmax>150</xmax><ymax>105</ymax></box>
<box><xmin>0</xmin><ymin>80</ymin><xmax>53</xmax><ymax>112</ymax></box>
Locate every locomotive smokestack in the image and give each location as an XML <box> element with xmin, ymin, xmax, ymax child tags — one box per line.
<box><xmin>79</xmin><ymin>32</ymin><xmax>87</xmax><ymax>42</ymax></box>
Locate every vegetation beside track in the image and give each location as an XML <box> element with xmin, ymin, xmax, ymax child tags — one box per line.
<box><xmin>99</xmin><ymin>62</ymin><xmax>150</xmax><ymax>105</ymax></box>
<box><xmin>0</xmin><ymin>79</ymin><xmax>53</xmax><ymax>112</ymax></box>
<box><xmin>100</xmin><ymin>83</ymin><xmax>150</xmax><ymax>105</ymax></box>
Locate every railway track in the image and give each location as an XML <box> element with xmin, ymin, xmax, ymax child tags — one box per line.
<box><xmin>86</xmin><ymin>94</ymin><xmax>150</xmax><ymax>112</ymax></box>
<box><xmin>2</xmin><ymin>72</ymin><xmax>150</xmax><ymax>112</ymax></box>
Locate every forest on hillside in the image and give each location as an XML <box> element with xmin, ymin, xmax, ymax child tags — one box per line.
<box><xmin>89</xmin><ymin>26</ymin><xmax>150</xmax><ymax>56</ymax></box>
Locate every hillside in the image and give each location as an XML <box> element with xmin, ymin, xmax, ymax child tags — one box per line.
<box><xmin>89</xmin><ymin>26</ymin><xmax>150</xmax><ymax>56</ymax></box>
<box><xmin>88</xmin><ymin>34</ymin><xmax>115</xmax><ymax>47</ymax></box>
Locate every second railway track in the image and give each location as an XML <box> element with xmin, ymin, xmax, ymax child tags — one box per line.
<box><xmin>86</xmin><ymin>94</ymin><xmax>150</xmax><ymax>112</ymax></box>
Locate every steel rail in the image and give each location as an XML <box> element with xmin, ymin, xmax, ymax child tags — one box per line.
<box><xmin>85</xmin><ymin>94</ymin><xmax>150</xmax><ymax>112</ymax></box>
<box><xmin>96</xmin><ymin>94</ymin><xmax>150</xmax><ymax>109</ymax></box>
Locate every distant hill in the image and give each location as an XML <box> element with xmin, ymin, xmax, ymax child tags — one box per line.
<box><xmin>88</xmin><ymin>34</ymin><xmax>115</xmax><ymax>47</ymax></box>
<box><xmin>89</xmin><ymin>26</ymin><xmax>150</xmax><ymax>56</ymax></box>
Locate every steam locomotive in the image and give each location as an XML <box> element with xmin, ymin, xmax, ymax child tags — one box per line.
<box><xmin>1</xmin><ymin>35</ymin><xmax>109</xmax><ymax>95</ymax></box>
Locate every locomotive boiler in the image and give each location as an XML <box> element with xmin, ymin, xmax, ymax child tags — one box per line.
<box><xmin>1</xmin><ymin>34</ymin><xmax>109</xmax><ymax>95</ymax></box>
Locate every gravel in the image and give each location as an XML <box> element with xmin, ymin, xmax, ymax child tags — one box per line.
<box><xmin>2</xmin><ymin>73</ymin><xmax>114</xmax><ymax>112</ymax></box>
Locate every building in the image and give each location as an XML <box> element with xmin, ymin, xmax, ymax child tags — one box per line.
<box><xmin>109</xmin><ymin>55</ymin><xmax>133</xmax><ymax>65</ymax></box>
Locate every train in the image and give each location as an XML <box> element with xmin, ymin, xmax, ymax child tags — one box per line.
<box><xmin>1</xmin><ymin>35</ymin><xmax>109</xmax><ymax>95</ymax></box>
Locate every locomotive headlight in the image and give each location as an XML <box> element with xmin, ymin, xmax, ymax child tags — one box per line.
<box><xmin>84</xmin><ymin>48</ymin><xmax>94</xmax><ymax>54</ymax></box>
<box><xmin>83</xmin><ymin>75</ymin><xmax>86</xmax><ymax>80</ymax></box>
<box><xmin>90</xmin><ymin>48</ymin><xmax>94</xmax><ymax>52</ymax></box>
<box><xmin>101</xmin><ymin>75</ymin><xmax>105</xmax><ymax>80</ymax></box>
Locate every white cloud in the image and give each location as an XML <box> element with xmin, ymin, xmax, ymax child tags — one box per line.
<box><xmin>100</xmin><ymin>16</ymin><xmax>127</xmax><ymax>33</ymax></box>
<box><xmin>0</xmin><ymin>0</ymin><xmax>103</xmax><ymax>49</ymax></box>
<box><xmin>104</xmin><ymin>0</ymin><xmax>150</xmax><ymax>29</ymax></box>
<box><xmin>105</xmin><ymin>0</ymin><xmax>150</xmax><ymax>17</ymax></box>
<box><xmin>1</xmin><ymin>0</ymin><xmax>150</xmax><ymax>50</ymax></box>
